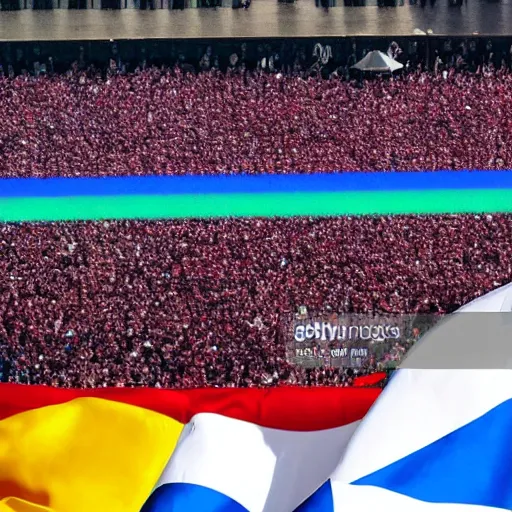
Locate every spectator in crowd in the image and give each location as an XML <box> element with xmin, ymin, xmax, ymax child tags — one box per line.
<box><xmin>387</xmin><ymin>41</ymin><xmax>402</xmax><ymax>61</ymax></box>
<box><xmin>199</xmin><ymin>46</ymin><xmax>213</xmax><ymax>71</ymax></box>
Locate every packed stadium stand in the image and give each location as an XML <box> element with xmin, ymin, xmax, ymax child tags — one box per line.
<box><xmin>1</xmin><ymin>3</ymin><xmax>512</xmax><ymax>389</ymax></box>
<box><xmin>1</xmin><ymin>215</ymin><xmax>512</xmax><ymax>387</ymax></box>
<box><xmin>2</xmin><ymin>70</ymin><xmax>512</xmax><ymax>177</ymax></box>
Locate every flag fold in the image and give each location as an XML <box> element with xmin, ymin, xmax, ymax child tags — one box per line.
<box><xmin>0</xmin><ymin>386</ymin><xmax>379</xmax><ymax>512</ymax></box>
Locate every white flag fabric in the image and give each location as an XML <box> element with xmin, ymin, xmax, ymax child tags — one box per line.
<box><xmin>297</xmin><ymin>282</ymin><xmax>512</xmax><ymax>512</ymax></box>
<box><xmin>142</xmin><ymin>413</ymin><xmax>360</xmax><ymax>512</ymax></box>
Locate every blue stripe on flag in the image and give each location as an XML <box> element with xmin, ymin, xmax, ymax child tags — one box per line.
<box><xmin>351</xmin><ymin>398</ymin><xmax>512</xmax><ymax>509</ymax></box>
<box><xmin>2</xmin><ymin>170</ymin><xmax>512</xmax><ymax>197</ymax></box>
<box><xmin>140</xmin><ymin>482</ymin><xmax>249</xmax><ymax>512</ymax></box>
<box><xmin>294</xmin><ymin>480</ymin><xmax>334</xmax><ymax>512</ymax></box>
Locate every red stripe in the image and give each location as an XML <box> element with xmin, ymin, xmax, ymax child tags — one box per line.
<box><xmin>0</xmin><ymin>384</ymin><xmax>380</xmax><ymax>431</ymax></box>
<box><xmin>353</xmin><ymin>372</ymin><xmax>387</xmax><ymax>388</ymax></box>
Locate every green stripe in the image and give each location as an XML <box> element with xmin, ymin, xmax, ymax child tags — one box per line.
<box><xmin>0</xmin><ymin>190</ymin><xmax>511</xmax><ymax>222</ymax></box>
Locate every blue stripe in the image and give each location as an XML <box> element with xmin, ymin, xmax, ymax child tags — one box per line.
<box><xmin>351</xmin><ymin>398</ymin><xmax>512</xmax><ymax>509</ymax></box>
<box><xmin>140</xmin><ymin>482</ymin><xmax>249</xmax><ymax>512</ymax></box>
<box><xmin>2</xmin><ymin>171</ymin><xmax>512</xmax><ymax>198</ymax></box>
<box><xmin>294</xmin><ymin>480</ymin><xmax>334</xmax><ymax>512</ymax></box>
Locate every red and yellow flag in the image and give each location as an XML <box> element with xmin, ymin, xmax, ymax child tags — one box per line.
<box><xmin>0</xmin><ymin>385</ymin><xmax>380</xmax><ymax>512</ymax></box>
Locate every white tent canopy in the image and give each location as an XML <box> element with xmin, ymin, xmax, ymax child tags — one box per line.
<box><xmin>351</xmin><ymin>50</ymin><xmax>403</xmax><ymax>73</ymax></box>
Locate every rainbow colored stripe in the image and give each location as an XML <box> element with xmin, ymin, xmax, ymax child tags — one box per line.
<box><xmin>1</xmin><ymin>171</ymin><xmax>512</xmax><ymax>221</ymax></box>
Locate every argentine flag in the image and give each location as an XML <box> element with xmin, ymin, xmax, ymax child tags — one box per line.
<box><xmin>142</xmin><ymin>282</ymin><xmax>512</xmax><ymax>512</ymax></box>
<box><xmin>299</xmin><ymin>281</ymin><xmax>512</xmax><ymax>512</ymax></box>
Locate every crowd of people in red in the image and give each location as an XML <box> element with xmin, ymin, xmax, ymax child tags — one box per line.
<box><xmin>1</xmin><ymin>66</ymin><xmax>512</xmax><ymax>177</ymax></box>
<box><xmin>1</xmin><ymin>55</ymin><xmax>512</xmax><ymax>387</ymax></box>
<box><xmin>0</xmin><ymin>216</ymin><xmax>510</xmax><ymax>387</ymax></box>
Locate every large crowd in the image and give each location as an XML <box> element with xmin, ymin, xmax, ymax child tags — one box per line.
<box><xmin>1</xmin><ymin>48</ymin><xmax>512</xmax><ymax>388</ymax></box>
<box><xmin>0</xmin><ymin>215</ymin><xmax>510</xmax><ymax>387</ymax></box>
<box><xmin>2</xmin><ymin>65</ymin><xmax>512</xmax><ymax>177</ymax></box>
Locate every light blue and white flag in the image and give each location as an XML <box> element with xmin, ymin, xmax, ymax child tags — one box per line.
<box><xmin>298</xmin><ymin>282</ymin><xmax>512</xmax><ymax>512</ymax></box>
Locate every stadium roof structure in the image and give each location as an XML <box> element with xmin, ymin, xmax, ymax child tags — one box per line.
<box><xmin>351</xmin><ymin>51</ymin><xmax>404</xmax><ymax>73</ymax></box>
